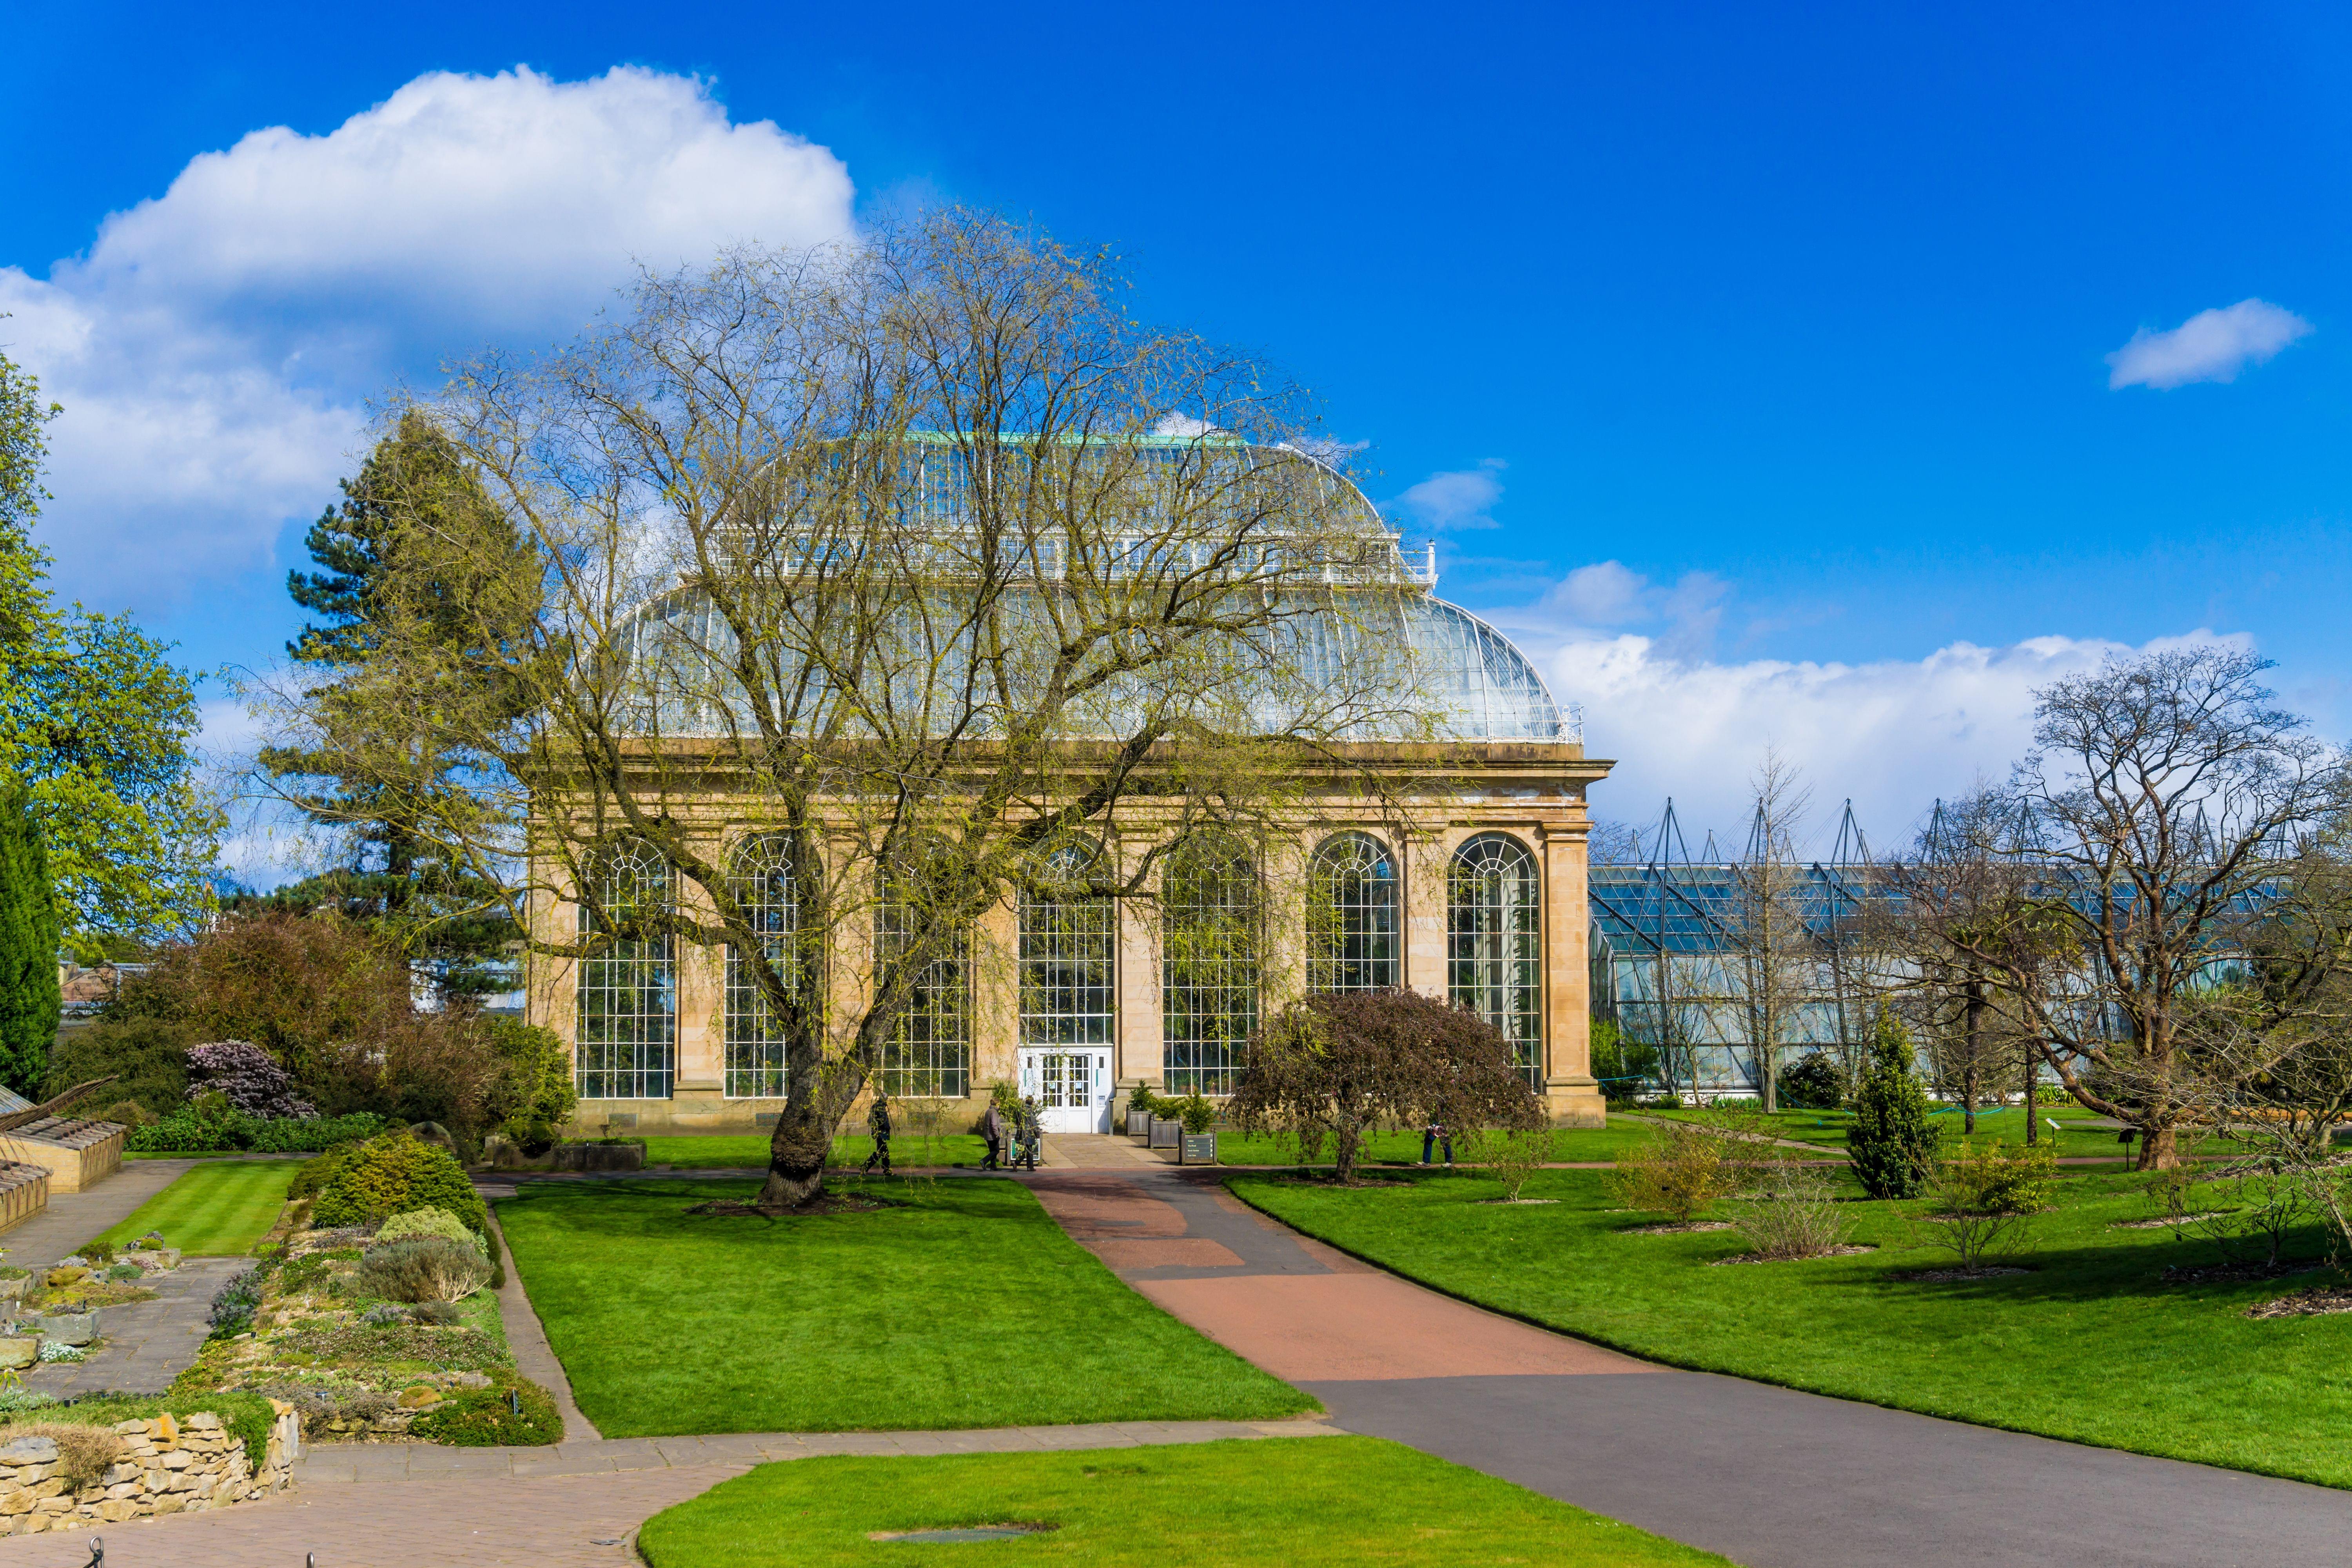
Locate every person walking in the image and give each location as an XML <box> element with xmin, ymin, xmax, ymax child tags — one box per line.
<box><xmin>980</xmin><ymin>1097</ymin><xmax>1007</xmax><ymax>1171</ymax></box>
<box><xmin>863</xmin><ymin>1092</ymin><xmax>894</xmax><ymax>1176</ymax></box>
<box><xmin>1420</xmin><ymin>1119</ymin><xmax>1453</xmax><ymax>1168</ymax></box>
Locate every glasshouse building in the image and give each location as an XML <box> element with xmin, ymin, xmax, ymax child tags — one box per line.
<box><xmin>529</xmin><ymin>440</ymin><xmax>1616</xmax><ymax>1136</ymax></box>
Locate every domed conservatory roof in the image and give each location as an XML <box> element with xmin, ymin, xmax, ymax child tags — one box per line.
<box><xmin>614</xmin><ymin>436</ymin><xmax>1576</xmax><ymax>746</ymax></box>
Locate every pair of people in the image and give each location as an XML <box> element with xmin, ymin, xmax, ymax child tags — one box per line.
<box><xmin>981</xmin><ymin>1095</ymin><xmax>1043</xmax><ymax>1171</ymax></box>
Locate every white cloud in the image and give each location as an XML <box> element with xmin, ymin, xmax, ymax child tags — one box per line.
<box><xmin>1</xmin><ymin>65</ymin><xmax>857</xmax><ymax>604</ymax></box>
<box><xmin>1390</xmin><ymin>459</ymin><xmax>1506</xmax><ymax>531</ymax></box>
<box><xmin>2105</xmin><ymin>298</ymin><xmax>2313</xmax><ymax>390</ymax></box>
<box><xmin>1537</xmin><ymin>558</ymin><xmax>1728</xmax><ymax>660</ymax></box>
<box><xmin>1490</xmin><ymin>583</ymin><xmax>2247</xmax><ymax>856</ymax></box>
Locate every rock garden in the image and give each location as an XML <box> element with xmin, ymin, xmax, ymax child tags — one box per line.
<box><xmin>0</xmin><ymin>1236</ymin><xmax>181</xmax><ymax>1375</ymax></box>
<box><xmin>164</xmin><ymin>1131</ymin><xmax>561</xmax><ymax>1446</ymax></box>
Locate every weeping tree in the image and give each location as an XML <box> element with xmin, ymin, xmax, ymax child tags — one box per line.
<box><xmin>260</xmin><ymin>209</ymin><xmax>1448</xmax><ymax>1210</ymax></box>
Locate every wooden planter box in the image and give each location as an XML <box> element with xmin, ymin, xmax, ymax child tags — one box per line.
<box><xmin>1126</xmin><ymin>1109</ymin><xmax>1152</xmax><ymax>1139</ymax></box>
<box><xmin>1149</xmin><ymin>1117</ymin><xmax>1181</xmax><ymax>1149</ymax></box>
<box><xmin>1179</xmin><ymin>1132</ymin><xmax>1218</xmax><ymax>1165</ymax></box>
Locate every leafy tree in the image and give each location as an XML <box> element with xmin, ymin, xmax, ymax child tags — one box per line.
<box><xmin>255</xmin><ymin>411</ymin><xmax>539</xmax><ymax>999</ymax></box>
<box><xmin>0</xmin><ymin>783</ymin><xmax>58</xmax><ymax>1093</ymax></box>
<box><xmin>1229</xmin><ymin>988</ymin><xmax>1542</xmax><ymax>1183</ymax></box>
<box><xmin>1590</xmin><ymin>1016</ymin><xmax>1660</xmax><ymax>1102</ymax></box>
<box><xmin>1848</xmin><ymin>1006</ymin><xmax>1941</xmax><ymax>1200</ymax></box>
<box><xmin>0</xmin><ymin>348</ymin><xmax>219</xmax><ymax>951</ymax></box>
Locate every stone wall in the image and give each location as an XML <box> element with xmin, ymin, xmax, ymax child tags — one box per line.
<box><xmin>0</xmin><ymin>1405</ymin><xmax>301</xmax><ymax>1534</ymax></box>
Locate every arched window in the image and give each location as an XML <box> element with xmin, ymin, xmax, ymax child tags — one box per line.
<box><xmin>575</xmin><ymin>840</ymin><xmax>675</xmax><ymax>1100</ymax></box>
<box><xmin>1449</xmin><ymin>833</ymin><xmax>1543</xmax><ymax>1085</ymax></box>
<box><xmin>1021</xmin><ymin>839</ymin><xmax>1116</xmax><ymax>1051</ymax></box>
<box><xmin>875</xmin><ymin>848</ymin><xmax>971</xmax><ymax>1100</ymax></box>
<box><xmin>724</xmin><ymin>835</ymin><xmax>808</xmax><ymax>1100</ymax></box>
<box><xmin>1162</xmin><ymin>836</ymin><xmax>1258</xmax><ymax>1096</ymax></box>
<box><xmin>1308</xmin><ymin>833</ymin><xmax>1400</xmax><ymax>991</ymax></box>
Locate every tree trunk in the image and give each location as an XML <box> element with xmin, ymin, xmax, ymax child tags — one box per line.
<box><xmin>1962</xmin><ymin>981</ymin><xmax>1984</xmax><ymax>1135</ymax></box>
<box><xmin>2135</xmin><ymin>1125</ymin><xmax>2181</xmax><ymax>1171</ymax></box>
<box><xmin>2022</xmin><ymin>1035</ymin><xmax>2037</xmax><ymax>1148</ymax></box>
<box><xmin>761</xmin><ymin>1079</ymin><xmax>844</xmax><ymax>1209</ymax></box>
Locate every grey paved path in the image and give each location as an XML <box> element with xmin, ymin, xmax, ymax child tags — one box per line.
<box><xmin>22</xmin><ymin>1255</ymin><xmax>242</xmax><ymax>1396</ymax></box>
<box><xmin>480</xmin><ymin>1203</ymin><xmax>599</xmax><ymax>1440</ymax></box>
<box><xmin>0</xmin><ymin>1157</ymin><xmax>191</xmax><ymax>1269</ymax></box>
<box><xmin>1034</xmin><ymin>1163</ymin><xmax>2352</xmax><ymax>1568</ymax></box>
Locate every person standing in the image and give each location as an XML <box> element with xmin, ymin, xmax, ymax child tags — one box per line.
<box><xmin>863</xmin><ymin>1092</ymin><xmax>894</xmax><ymax>1176</ymax></box>
<box><xmin>980</xmin><ymin>1097</ymin><xmax>1006</xmax><ymax>1171</ymax></box>
<box><xmin>1420</xmin><ymin>1120</ymin><xmax>1453</xmax><ymax>1168</ymax></box>
<box><xmin>1017</xmin><ymin>1095</ymin><xmax>1043</xmax><ymax>1171</ymax></box>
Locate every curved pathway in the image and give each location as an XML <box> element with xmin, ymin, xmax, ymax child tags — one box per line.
<box><xmin>1021</xmin><ymin>1155</ymin><xmax>2352</xmax><ymax>1568</ymax></box>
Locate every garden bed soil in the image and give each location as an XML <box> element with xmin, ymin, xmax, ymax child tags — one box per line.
<box><xmin>2246</xmin><ymin>1285</ymin><xmax>2352</xmax><ymax>1320</ymax></box>
<box><xmin>1621</xmin><ymin>1220</ymin><xmax>1735</xmax><ymax>1235</ymax></box>
<box><xmin>2111</xmin><ymin>1212</ymin><xmax>2229</xmax><ymax>1229</ymax></box>
<box><xmin>685</xmin><ymin>1194</ymin><xmax>908</xmax><ymax>1218</ymax></box>
<box><xmin>2161</xmin><ymin>1261</ymin><xmax>2321</xmax><ymax>1285</ymax></box>
<box><xmin>1709</xmin><ymin>1244</ymin><xmax>1876</xmax><ymax>1266</ymax></box>
<box><xmin>1894</xmin><ymin>1265</ymin><xmax>2031</xmax><ymax>1282</ymax></box>
<box><xmin>1475</xmin><ymin>1198</ymin><xmax>1561</xmax><ymax>1206</ymax></box>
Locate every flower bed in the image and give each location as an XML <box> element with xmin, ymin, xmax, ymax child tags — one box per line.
<box><xmin>171</xmin><ymin>1220</ymin><xmax>559</xmax><ymax>1445</ymax></box>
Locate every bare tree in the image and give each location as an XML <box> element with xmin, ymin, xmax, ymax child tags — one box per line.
<box><xmin>1933</xmin><ymin>650</ymin><xmax>2345</xmax><ymax>1169</ymax></box>
<box><xmin>1725</xmin><ymin>751</ymin><xmax>1815</xmax><ymax>1112</ymax></box>
<box><xmin>259</xmin><ymin>210</ymin><xmax>1445</xmax><ymax>1209</ymax></box>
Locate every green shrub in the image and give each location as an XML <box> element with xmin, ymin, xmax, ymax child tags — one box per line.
<box><xmin>1178</xmin><ymin>1093</ymin><xmax>1217</xmax><ymax>1134</ymax></box>
<box><xmin>309</xmin><ymin>1132</ymin><xmax>487</xmax><ymax>1233</ymax></box>
<box><xmin>409</xmin><ymin>1369</ymin><xmax>562</xmax><ymax>1446</ymax></box>
<box><xmin>376</xmin><ymin>1207</ymin><xmax>485</xmax><ymax>1256</ymax></box>
<box><xmin>1848</xmin><ymin>1009</ymin><xmax>1942</xmax><ymax>1200</ymax></box>
<box><xmin>485</xmin><ymin>1018</ymin><xmax>577</xmax><ymax>1145</ymax></box>
<box><xmin>352</xmin><ymin>1236</ymin><xmax>492</xmax><ymax>1303</ymax></box>
<box><xmin>126</xmin><ymin>1107</ymin><xmax>388</xmax><ymax>1154</ymax></box>
<box><xmin>1126</xmin><ymin>1082</ymin><xmax>1156</xmax><ymax>1113</ymax></box>
<box><xmin>1777</xmin><ymin>1053</ymin><xmax>1844</xmax><ymax>1111</ymax></box>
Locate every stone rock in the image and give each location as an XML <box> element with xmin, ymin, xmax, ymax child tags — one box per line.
<box><xmin>149</xmin><ymin>1414</ymin><xmax>176</xmax><ymax>1445</ymax></box>
<box><xmin>42</xmin><ymin>1267</ymin><xmax>88</xmax><ymax>1289</ymax></box>
<box><xmin>0</xmin><ymin>1440</ymin><xmax>55</xmax><ymax>1467</ymax></box>
<box><xmin>182</xmin><ymin>1413</ymin><xmax>220</xmax><ymax>1431</ymax></box>
<box><xmin>159</xmin><ymin>1451</ymin><xmax>192</xmax><ymax>1472</ymax></box>
<box><xmin>0</xmin><ymin>1339</ymin><xmax>34</xmax><ymax>1372</ymax></box>
<box><xmin>109</xmin><ymin>1422</ymin><xmax>145</xmax><ymax>1436</ymax></box>
<box><xmin>396</xmin><ymin>1386</ymin><xmax>442</xmax><ymax>1410</ymax></box>
<box><xmin>450</xmin><ymin>1371</ymin><xmax>492</xmax><ymax>1389</ymax></box>
<box><xmin>36</xmin><ymin>1313</ymin><xmax>97</xmax><ymax>1346</ymax></box>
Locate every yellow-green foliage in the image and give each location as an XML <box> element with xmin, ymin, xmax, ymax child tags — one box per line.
<box><xmin>307</xmin><ymin>1133</ymin><xmax>486</xmax><ymax>1233</ymax></box>
<box><xmin>376</xmin><ymin>1206</ymin><xmax>485</xmax><ymax>1255</ymax></box>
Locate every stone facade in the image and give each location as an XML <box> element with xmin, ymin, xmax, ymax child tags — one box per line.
<box><xmin>0</xmin><ymin>1406</ymin><xmax>301</xmax><ymax>1534</ymax></box>
<box><xmin>531</xmin><ymin>744</ymin><xmax>1616</xmax><ymax>1134</ymax></box>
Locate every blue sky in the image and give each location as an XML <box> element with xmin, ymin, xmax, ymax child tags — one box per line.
<box><xmin>5</xmin><ymin>1</ymin><xmax>2347</xmax><ymax>865</ymax></box>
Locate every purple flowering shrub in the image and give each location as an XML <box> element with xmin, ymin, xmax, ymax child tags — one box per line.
<box><xmin>185</xmin><ymin>1040</ymin><xmax>318</xmax><ymax>1120</ymax></box>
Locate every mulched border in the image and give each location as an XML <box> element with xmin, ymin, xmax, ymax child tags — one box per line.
<box><xmin>1892</xmin><ymin>1265</ymin><xmax>2032</xmax><ymax>1283</ymax></box>
<box><xmin>1619</xmin><ymin>1220</ymin><xmax>1735</xmax><ymax>1236</ymax></box>
<box><xmin>2246</xmin><ymin>1285</ymin><xmax>2352</xmax><ymax>1320</ymax></box>
<box><xmin>684</xmin><ymin>1194</ymin><xmax>910</xmax><ymax>1219</ymax></box>
<box><xmin>1709</xmin><ymin>1244</ymin><xmax>1876</xmax><ymax>1266</ymax></box>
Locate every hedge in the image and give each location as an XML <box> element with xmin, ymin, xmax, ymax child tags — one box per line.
<box><xmin>125</xmin><ymin>1110</ymin><xmax>390</xmax><ymax>1154</ymax></box>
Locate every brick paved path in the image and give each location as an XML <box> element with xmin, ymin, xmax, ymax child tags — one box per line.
<box><xmin>0</xmin><ymin>1419</ymin><xmax>1343</xmax><ymax>1566</ymax></box>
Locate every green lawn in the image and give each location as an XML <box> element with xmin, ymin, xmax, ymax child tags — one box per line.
<box><xmin>1638</xmin><ymin>1105</ymin><xmax>2220</xmax><ymax>1160</ymax></box>
<box><xmin>497</xmin><ymin>1176</ymin><xmax>1313</xmax><ymax>1437</ymax></box>
<box><xmin>1234</xmin><ymin>1165</ymin><xmax>2352</xmax><ymax>1489</ymax></box>
<box><xmin>90</xmin><ymin>1160</ymin><xmax>303</xmax><ymax>1256</ymax></box>
<box><xmin>642</xmin><ymin>1134</ymin><xmax>990</xmax><ymax>1169</ymax></box>
<box><xmin>638</xmin><ymin>1437</ymin><xmax>1728</xmax><ymax>1568</ymax></box>
<box><xmin>1211</xmin><ymin>1116</ymin><xmax>1659</xmax><ymax>1168</ymax></box>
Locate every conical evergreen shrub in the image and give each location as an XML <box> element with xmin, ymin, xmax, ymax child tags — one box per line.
<box><xmin>1848</xmin><ymin>1006</ymin><xmax>1940</xmax><ymax>1200</ymax></box>
<box><xmin>0</xmin><ymin>785</ymin><xmax>58</xmax><ymax>1096</ymax></box>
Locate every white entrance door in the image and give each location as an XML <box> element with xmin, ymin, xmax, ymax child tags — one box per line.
<box><xmin>1018</xmin><ymin>1048</ymin><xmax>1112</xmax><ymax>1133</ymax></box>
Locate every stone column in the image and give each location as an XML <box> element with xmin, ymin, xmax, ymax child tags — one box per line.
<box><xmin>1401</xmin><ymin>824</ymin><xmax>1450</xmax><ymax>1000</ymax></box>
<box><xmin>666</xmin><ymin>851</ymin><xmax>726</xmax><ymax>1133</ymax></box>
<box><xmin>1541</xmin><ymin>819</ymin><xmax>1606</xmax><ymax>1127</ymax></box>
<box><xmin>971</xmin><ymin>894</ymin><xmax>1020</xmax><ymax>1103</ymax></box>
<box><xmin>1116</xmin><ymin>837</ymin><xmax>1163</xmax><ymax>1098</ymax></box>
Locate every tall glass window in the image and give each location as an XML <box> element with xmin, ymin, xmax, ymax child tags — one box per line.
<box><xmin>1021</xmin><ymin>840</ymin><xmax>1116</xmax><ymax>1051</ymax></box>
<box><xmin>1308</xmin><ymin>833</ymin><xmax>1400</xmax><ymax>991</ymax></box>
<box><xmin>1449</xmin><ymin>833</ymin><xmax>1543</xmax><ymax>1085</ymax></box>
<box><xmin>575</xmin><ymin>840</ymin><xmax>675</xmax><ymax>1100</ymax></box>
<box><xmin>723</xmin><ymin>835</ymin><xmax>806</xmax><ymax>1100</ymax></box>
<box><xmin>875</xmin><ymin>858</ymin><xmax>972</xmax><ymax>1100</ymax></box>
<box><xmin>1162</xmin><ymin>836</ymin><xmax>1258</xmax><ymax>1096</ymax></box>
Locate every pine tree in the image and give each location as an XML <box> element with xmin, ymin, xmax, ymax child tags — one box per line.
<box><xmin>256</xmin><ymin>411</ymin><xmax>541</xmax><ymax>999</ymax></box>
<box><xmin>0</xmin><ymin>784</ymin><xmax>60</xmax><ymax>1095</ymax></box>
<box><xmin>1848</xmin><ymin>1005</ymin><xmax>1941</xmax><ymax>1200</ymax></box>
